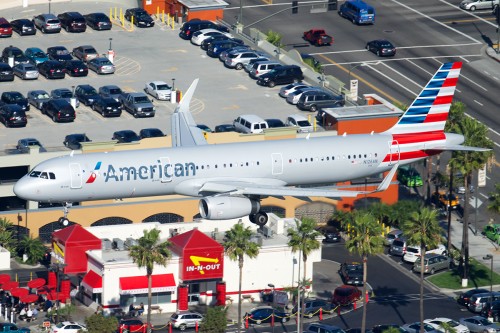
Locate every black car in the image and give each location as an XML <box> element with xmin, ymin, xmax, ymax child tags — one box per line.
<box><xmin>457</xmin><ymin>288</ymin><xmax>490</xmax><ymax>307</ymax></box>
<box><xmin>63</xmin><ymin>133</ymin><xmax>92</xmax><ymax>150</ymax></box>
<box><xmin>481</xmin><ymin>300</ymin><xmax>500</xmax><ymax>322</ymax></box>
<box><xmin>112</xmin><ymin>130</ymin><xmax>140</xmax><ymax>143</ymax></box>
<box><xmin>37</xmin><ymin>60</ymin><xmax>65</xmax><ymax>79</ymax></box>
<box><xmin>47</xmin><ymin>46</ymin><xmax>73</xmax><ymax>62</ymax></box>
<box><xmin>99</xmin><ymin>85</ymin><xmax>123</xmax><ymax>101</ymax></box>
<box><xmin>92</xmin><ymin>97</ymin><xmax>122</xmax><ymax>117</ymax></box>
<box><xmin>206</xmin><ymin>40</ymin><xmax>246</xmax><ymax>58</ymax></box>
<box><xmin>84</xmin><ymin>13</ymin><xmax>112</xmax><ymax>31</ymax></box>
<box><xmin>179</xmin><ymin>19</ymin><xmax>227</xmax><ymax>40</ymax></box>
<box><xmin>0</xmin><ymin>63</ymin><xmax>14</xmax><ymax>82</ymax></box>
<box><xmin>58</xmin><ymin>12</ymin><xmax>86</xmax><ymax>33</ymax></box>
<box><xmin>125</xmin><ymin>8</ymin><xmax>155</xmax><ymax>27</ymax></box>
<box><xmin>257</xmin><ymin>65</ymin><xmax>304</xmax><ymax>88</ymax></box>
<box><xmin>75</xmin><ymin>84</ymin><xmax>99</xmax><ymax>106</ymax></box>
<box><xmin>41</xmin><ymin>99</ymin><xmax>75</xmax><ymax>123</ymax></box>
<box><xmin>339</xmin><ymin>262</ymin><xmax>364</xmax><ymax>286</ymax></box>
<box><xmin>317</xmin><ymin>226</ymin><xmax>342</xmax><ymax>243</ymax></box>
<box><xmin>366</xmin><ymin>39</ymin><xmax>396</xmax><ymax>57</ymax></box>
<box><xmin>0</xmin><ymin>104</ymin><xmax>27</xmax><ymax>128</ymax></box>
<box><xmin>244</xmin><ymin>306</ymin><xmax>290</xmax><ymax>325</ymax></box>
<box><xmin>63</xmin><ymin>60</ymin><xmax>88</xmax><ymax>77</ymax></box>
<box><xmin>265</xmin><ymin>119</ymin><xmax>286</xmax><ymax>128</ymax></box>
<box><xmin>139</xmin><ymin>128</ymin><xmax>165</xmax><ymax>138</ymax></box>
<box><xmin>201</xmin><ymin>35</ymin><xmax>242</xmax><ymax>51</ymax></box>
<box><xmin>50</xmin><ymin>88</ymin><xmax>80</xmax><ymax>108</ymax></box>
<box><xmin>10</xmin><ymin>19</ymin><xmax>36</xmax><ymax>36</ymax></box>
<box><xmin>1</xmin><ymin>91</ymin><xmax>29</xmax><ymax>112</ymax></box>
<box><xmin>214</xmin><ymin>124</ymin><xmax>237</xmax><ymax>133</ymax></box>
<box><xmin>2</xmin><ymin>46</ymin><xmax>30</xmax><ymax>65</ymax></box>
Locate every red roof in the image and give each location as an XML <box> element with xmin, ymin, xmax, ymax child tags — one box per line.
<box><xmin>52</xmin><ymin>224</ymin><xmax>100</xmax><ymax>245</ymax></box>
<box><xmin>169</xmin><ymin>229</ymin><xmax>222</xmax><ymax>254</ymax></box>
<box><xmin>120</xmin><ymin>274</ymin><xmax>176</xmax><ymax>294</ymax></box>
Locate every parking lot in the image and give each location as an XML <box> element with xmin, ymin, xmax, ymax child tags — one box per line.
<box><xmin>0</xmin><ymin>0</ymin><xmax>314</xmax><ymax>151</ymax></box>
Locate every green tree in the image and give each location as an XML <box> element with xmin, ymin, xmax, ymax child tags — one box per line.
<box><xmin>0</xmin><ymin>217</ymin><xmax>15</xmax><ymax>252</ymax></box>
<box><xmin>487</xmin><ymin>183</ymin><xmax>500</xmax><ymax>214</ymax></box>
<box><xmin>330</xmin><ymin>210</ymin><xmax>354</xmax><ymax>230</ymax></box>
<box><xmin>439</xmin><ymin>321</ymin><xmax>457</xmax><ymax>333</ymax></box>
<box><xmin>345</xmin><ymin>211</ymin><xmax>384</xmax><ymax>333</ymax></box>
<box><xmin>85</xmin><ymin>313</ymin><xmax>119</xmax><ymax>333</ymax></box>
<box><xmin>402</xmin><ymin>207</ymin><xmax>441</xmax><ymax>333</ymax></box>
<box><xmin>448</xmin><ymin>116</ymin><xmax>494</xmax><ymax>285</ymax></box>
<box><xmin>266</xmin><ymin>30</ymin><xmax>283</xmax><ymax>47</ymax></box>
<box><xmin>199</xmin><ymin>306</ymin><xmax>227</xmax><ymax>333</ymax></box>
<box><xmin>129</xmin><ymin>229</ymin><xmax>171</xmax><ymax>333</ymax></box>
<box><xmin>386</xmin><ymin>200</ymin><xmax>421</xmax><ymax>229</ymax></box>
<box><xmin>18</xmin><ymin>236</ymin><xmax>46</xmax><ymax>265</ymax></box>
<box><xmin>223</xmin><ymin>223</ymin><xmax>260</xmax><ymax>333</ymax></box>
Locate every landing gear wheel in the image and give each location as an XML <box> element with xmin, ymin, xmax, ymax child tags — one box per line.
<box><xmin>253</xmin><ymin>212</ymin><xmax>268</xmax><ymax>227</ymax></box>
<box><xmin>58</xmin><ymin>217</ymin><xmax>69</xmax><ymax>226</ymax></box>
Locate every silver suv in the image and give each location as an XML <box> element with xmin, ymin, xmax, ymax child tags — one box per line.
<box><xmin>169</xmin><ymin>311</ymin><xmax>204</xmax><ymax>331</ymax></box>
<box><xmin>224</xmin><ymin>50</ymin><xmax>268</xmax><ymax>70</ymax></box>
<box><xmin>33</xmin><ymin>14</ymin><xmax>61</xmax><ymax>33</ymax></box>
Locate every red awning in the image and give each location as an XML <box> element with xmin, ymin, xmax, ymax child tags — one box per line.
<box><xmin>27</xmin><ymin>278</ymin><xmax>46</xmax><ymax>289</ymax></box>
<box><xmin>120</xmin><ymin>274</ymin><xmax>176</xmax><ymax>295</ymax></box>
<box><xmin>82</xmin><ymin>270</ymin><xmax>102</xmax><ymax>293</ymax></box>
<box><xmin>10</xmin><ymin>288</ymin><xmax>29</xmax><ymax>298</ymax></box>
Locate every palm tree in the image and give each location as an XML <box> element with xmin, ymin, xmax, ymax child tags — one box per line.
<box><xmin>402</xmin><ymin>207</ymin><xmax>441</xmax><ymax>333</ymax></box>
<box><xmin>448</xmin><ymin>116</ymin><xmax>494</xmax><ymax>286</ymax></box>
<box><xmin>345</xmin><ymin>211</ymin><xmax>384</xmax><ymax>333</ymax></box>
<box><xmin>0</xmin><ymin>217</ymin><xmax>15</xmax><ymax>252</ymax></box>
<box><xmin>129</xmin><ymin>229</ymin><xmax>171</xmax><ymax>333</ymax></box>
<box><xmin>18</xmin><ymin>236</ymin><xmax>46</xmax><ymax>265</ymax></box>
<box><xmin>223</xmin><ymin>223</ymin><xmax>260</xmax><ymax>333</ymax></box>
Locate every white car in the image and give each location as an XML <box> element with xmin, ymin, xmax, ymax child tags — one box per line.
<box><xmin>279</xmin><ymin>83</ymin><xmax>310</xmax><ymax>98</ymax></box>
<box><xmin>190</xmin><ymin>28</ymin><xmax>232</xmax><ymax>46</ymax></box>
<box><xmin>286</xmin><ymin>114</ymin><xmax>313</xmax><ymax>133</ymax></box>
<box><xmin>425</xmin><ymin>318</ymin><xmax>470</xmax><ymax>333</ymax></box>
<box><xmin>144</xmin><ymin>81</ymin><xmax>172</xmax><ymax>101</ymax></box>
<box><xmin>403</xmin><ymin>244</ymin><xmax>446</xmax><ymax>263</ymax></box>
<box><xmin>51</xmin><ymin>321</ymin><xmax>86</xmax><ymax>333</ymax></box>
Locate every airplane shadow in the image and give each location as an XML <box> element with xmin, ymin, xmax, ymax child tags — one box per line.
<box><xmin>370</xmin><ymin>285</ymin><xmax>411</xmax><ymax>325</ymax></box>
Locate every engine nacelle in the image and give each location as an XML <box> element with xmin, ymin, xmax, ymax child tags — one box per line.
<box><xmin>199</xmin><ymin>196</ymin><xmax>260</xmax><ymax>220</ymax></box>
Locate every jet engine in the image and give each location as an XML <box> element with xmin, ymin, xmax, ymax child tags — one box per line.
<box><xmin>199</xmin><ymin>196</ymin><xmax>260</xmax><ymax>220</ymax></box>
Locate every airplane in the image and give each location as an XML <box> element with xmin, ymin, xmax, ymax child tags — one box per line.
<box><xmin>13</xmin><ymin>62</ymin><xmax>488</xmax><ymax>226</ymax></box>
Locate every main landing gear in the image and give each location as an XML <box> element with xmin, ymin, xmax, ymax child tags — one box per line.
<box><xmin>57</xmin><ymin>202</ymin><xmax>72</xmax><ymax>227</ymax></box>
<box><xmin>249</xmin><ymin>212</ymin><xmax>268</xmax><ymax>227</ymax></box>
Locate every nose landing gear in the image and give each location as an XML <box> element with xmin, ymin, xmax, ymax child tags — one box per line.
<box><xmin>57</xmin><ymin>202</ymin><xmax>72</xmax><ymax>227</ymax></box>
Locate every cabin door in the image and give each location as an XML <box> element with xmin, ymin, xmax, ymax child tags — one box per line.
<box><xmin>69</xmin><ymin>163</ymin><xmax>82</xmax><ymax>189</ymax></box>
<box><xmin>388</xmin><ymin>140</ymin><xmax>400</xmax><ymax>166</ymax></box>
<box><xmin>271</xmin><ymin>153</ymin><xmax>283</xmax><ymax>175</ymax></box>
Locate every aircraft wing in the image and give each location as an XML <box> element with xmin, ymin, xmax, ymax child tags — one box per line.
<box><xmin>171</xmin><ymin>79</ymin><xmax>208</xmax><ymax>147</ymax></box>
<box><xmin>199</xmin><ymin>164</ymin><xmax>399</xmax><ymax>199</ymax></box>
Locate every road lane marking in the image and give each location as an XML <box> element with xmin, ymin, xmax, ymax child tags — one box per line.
<box><xmin>380</xmin><ymin>62</ymin><xmax>423</xmax><ymax>89</ymax></box>
<box><xmin>438</xmin><ymin>0</ymin><xmax>499</xmax><ymax>27</ymax></box>
<box><xmin>364</xmin><ymin>64</ymin><xmax>418</xmax><ymax>96</ymax></box>
<box><xmin>321</xmin><ymin>54</ymin><xmax>482</xmax><ymax>66</ymax></box>
<box><xmin>474</xmin><ymin>100</ymin><xmax>483</xmax><ymax>106</ymax></box>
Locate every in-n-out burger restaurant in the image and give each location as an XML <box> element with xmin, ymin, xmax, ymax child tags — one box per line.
<box><xmin>51</xmin><ymin>216</ymin><xmax>321</xmax><ymax>314</ymax></box>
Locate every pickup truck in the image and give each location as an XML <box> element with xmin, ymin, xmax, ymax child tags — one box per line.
<box><xmin>119</xmin><ymin>92</ymin><xmax>156</xmax><ymax>118</ymax></box>
<box><xmin>303</xmin><ymin>29</ymin><xmax>333</xmax><ymax>46</ymax></box>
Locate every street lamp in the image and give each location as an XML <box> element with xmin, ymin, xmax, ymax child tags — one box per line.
<box><xmin>483</xmin><ymin>254</ymin><xmax>493</xmax><ymax>306</ymax></box>
<box><xmin>172</xmin><ymin>78</ymin><xmax>176</xmax><ymax>91</ymax></box>
<box><xmin>51</xmin><ymin>262</ymin><xmax>67</xmax><ymax>323</ymax></box>
<box><xmin>268</xmin><ymin>283</ymin><xmax>275</xmax><ymax>333</ymax></box>
<box><xmin>48</xmin><ymin>0</ymin><xmax>52</xmax><ymax>14</ymax></box>
<box><xmin>109</xmin><ymin>38</ymin><xmax>113</xmax><ymax>50</ymax></box>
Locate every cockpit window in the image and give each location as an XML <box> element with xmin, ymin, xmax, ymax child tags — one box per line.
<box><xmin>30</xmin><ymin>171</ymin><xmax>41</xmax><ymax>177</ymax></box>
<box><xmin>29</xmin><ymin>170</ymin><xmax>56</xmax><ymax>179</ymax></box>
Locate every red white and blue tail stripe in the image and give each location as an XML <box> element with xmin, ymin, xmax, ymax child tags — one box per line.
<box><xmin>386</xmin><ymin>62</ymin><xmax>462</xmax><ymax>135</ymax></box>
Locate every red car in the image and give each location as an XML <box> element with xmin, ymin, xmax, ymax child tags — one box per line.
<box><xmin>331</xmin><ymin>285</ymin><xmax>361</xmax><ymax>306</ymax></box>
<box><xmin>303</xmin><ymin>29</ymin><xmax>333</xmax><ymax>46</ymax></box>
<box><xmin>0</xmin><ymin>18</ymin><xmax>12</xmax><ymax>38</ymax></box>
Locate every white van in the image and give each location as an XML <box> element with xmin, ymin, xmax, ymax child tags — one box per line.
<box><xmin>233</xmin><ymin>115</ymin><xmax>269</xmax><ymax>134</ymax></box>
<box><xmin>248</xmin><ymin>61</ymin><xmax>282</xmax><ymax>79</ymax></box>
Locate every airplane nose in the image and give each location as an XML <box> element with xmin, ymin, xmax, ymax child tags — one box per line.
<box><xmin>13</xmin><ymin>176</ymin><xmax>36</xmax><ymax>200</ymax></box>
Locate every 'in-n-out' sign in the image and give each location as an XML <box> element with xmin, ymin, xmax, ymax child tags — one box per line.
<box><xmin>186</xmin><ymin>256</ymin><xmax>220</xmax><ymax>275</ymax></box>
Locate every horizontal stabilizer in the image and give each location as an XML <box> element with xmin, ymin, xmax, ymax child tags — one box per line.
<box><xmin>427</xmin><ymin>145</ymin><xmax>491</xmax><ymax>152</ymax></box>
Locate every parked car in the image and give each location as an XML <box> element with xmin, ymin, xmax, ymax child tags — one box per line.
<box><xmin>99</xmin><ymin>85</ymin><xmax>123</xmax><ymax>101</ymax></box>
<box><xmin>125</xmin><ymin>8</ymin><xmax>155</xmax><ymax>27</ymax></box>
<box><xmin>456</xmin><ymin>184</ymin><xmax>474</xmax><ymax>194</ymax></box>
<box><xmin>265</xmin><ymin>118</ymin><xmax>286</xmax><ymax>129</ymax></box>
<box><xmin>412</xmin><ymin>254</ymin><xmax>452</xmax><ymax>275</ymax></box>
<box><xmin>84</xmin><ymin>13</ymin><xmax>112</xmax><ymax>31</ymax></box>
<box><xmin>72</xmin><ymin>45</ymin><xmax>98</xmax><ymax>62</ymax></box>
<box><xmin>316</xmin><ymin>226</ymin><xmax>342</xmax><ymax>243</ymax></box>
<box><xmin>191</xmin><ymin>28</ymin><xmax>231</xmax><ymax>46</ymax></box>
<box><xmin>214</xmin><ymin>124</ymin><xmax>237</xmax><ymax>133</ymax></box>
<box><xmin>37</xmin><ymin>60</ymin><xmax>65</xmax><ymax>79</ymax></box>
<box><xmin>17</xmin><ymin>138</ymin><xmax>45</xmax><ymax>153</ymax></box>
<box><xmin>331</xmin><ymin>285</ymin><xmax>361</xmax><ymax>306</ymax></box>
<box><xmin>179</xmin><ymin>19</ymin><xmax>228</xmax><ymax>40</ymax></box>
<box><xmin>372</xmin><ymin>325</ymin><xmax>407</xmax><ymax>333</ymax></box>
<box><xmin>201</xmin><ymin>35</ymin><xmax>242</xmax><ymax>51</ymax></box>
<box><xmin>424</xmin><ymin>318</ymin><xmax>470</xmax><ymax>333</ymax></box>
<box><xmin>206</xmin><ymin>40</ymin><xmax>246</xmax><ymax>58</ymax></box>
<box><xmin>459</xmin><ymin>316</ymin><xmax>500</xmax><ymax>333</ymax></box>
<box><xmin>169</xmin><ymin>311</ymin><xmax>204</xmax><ymax>330</ymax></box>
<box><xmin>50</xmin><ymin>89</ymin><xmax>80</xmax><ymax>108</ymax></box>
<box><xmin>88</xmin><ymin>57</ymin><xmax>115</xmax><ymax>74</ymax></box>
<box><xmin>0</xmin><ymin>18</ymin><xmax>12</xmax><ymax>38</ymax></box>
<box><xmin>286</xmin><ymin>114</ymin><xmax>313</xmax><ymax>133</ymax></box>
<box><xmin>13</xmin><ymin>63</ymin><xmax>39</xmax><ymax>80</ymax></box>
<box><xmin>10</xmin><ymin>19</ymin><xmax>36</xmax><ymax>36</ymax></box>
<box><xmin>257</xmin><ymin>65</ymin><xmax>304</xmax><ymax>87</ymax></box>
<box><xmin>219</xmin><ymin>45</ymin><xmax>252</xmax><ymax>63</ymax></box>
<box><xmin>244</xmin><ymin>306</ymin><xmax>290</xmax><ymax>325</ymax></box>
<box><xmin>197</xmin><ymin>124</ymin><xmax>212</xmax><ymax>133</ymax></box>
<box><xmin>63</xmin><ymin>134</ymin><xmax>91</xmax><ymax>150</ymax></box>
<box><xmin>296</xmin><ymin>90</ymin><xmax>345</xmax><ymax>112</ymax></box>
<box><xmin>286</xmin><ymin>87</ymin><xmax>323</xmax><ymax>105</ymax></box>
<box><xmin>457</xmin><ymin>289</ymin><xmax>490</xmax><ymax>307</ymax></box>
<box><xmin>402</xmin><ymin>322</ymin><xmax>441</xmax><ymax>333</ymax></box>
<box><xmin>244</xmin><ymin>57</ymin><xmax>271</xmax><ymax>72</ymax></box>
<box><xmin>25</xmin><ymin>47</ymin><xmax>49</xmax><ymax>65</ymax></box>
<box><xmin>389</xmin><ymin>237</ymin><xmax>409</xmax><ymax>256</ymax></box>
<box><xmin>339</xmin><ymin>262</ymin><xmax>363</xmax><ymax>286</ymax></box>
<box><xmin>2</xmin><ymin>46</ymin><xmax>30</xmax><ymax>65</ymax></box>
<box><xmin>47</xmin><ymin>46</ymin><xmax>73</xmax><ymax>62</ymax></box>
<box><xmin>459</xmin><ymin>0</ymin><xmax>499</xmax><ymax>11</ymax></box>
<box><xmin>403</xmin><ymin>244</ymin><xmax>446</xmax><ymax>263</ymax></box>
<box><xmin>224</xmin><ymin>50</ymin><xmax>268</xmax><ymax>70</ymax></box>
<box><xmin>249</xmin><ymin>60</ymin><xmax>282</xmax><ymax>79</ymax></box>
<box><xmin>483</xmin><ymin>224</ymin><xmax>500</xmax><ymax>245</ymax></box>
<box><xmin>385</xmin><ymin>229</ymin><xmax>403</xmax><ymax>246</ymax></box>
<box><xmin>366</xmin><ymin>39</ymin><xmax>396</xmax><ymax>57</ymax></box>
<box><xmin>112</xmin><ymin>130</ymin><xmax>141</xmax><ymax>143</ymax></box>
<box><xmin>63</xmin><ymin>60</ymin><xmax>88</xmax><ymax>77</ymax></box>
<box><xmin>293</xmin><ymin>298</ymin><xmax>332</xmax><ymax>318</ymax></box>
<box><xmin>118</xmin><ymin>318</ymin><xmax>150</xmax><ymax>333</ymax></box>
<box><xmin>307</xmin><ymin>323</ymin><xmax>346</xmax><ymax>333</ymax></box>
<box><xmin>75</xmin><ymin>84</ymin><xmax>100</xmax><ymax>106</ymax></box>
<box><xmin>144</xmin><ymin>81</ymin><xmax>172</xmax><ymax>101</ymax></box>
<box><xmin>398</xmin><ymin>166</ymin><xmax>423</xmax><ymax>187</ymax></box>
<box><xmin>32</xmin><ymin>13</ymin><xmax>61</xmax><ymax>33</ymax></box>
<box><xmin>279</xmin><ymin>83</ymin><xmax>311</xmax><ymax>98</ymax></box>
<box><xmin>50</xmin><ymin>321</ymin><xmax>86</xmax><ymax>333</ymax></box>
<box><xmin>1</xmin><ymin>91</ymin><xmax>29</xmax><ymax>111</ymax></box>
<box><xmin>0</xmin><ymin>104</ymin><xmax>27</xmax><ymax>128</ymax></box>
<box><xmin>139</xmin><ymin>128</ymin><xmax>165</xmax><ymax>138</ymax></box>
<box><xmin>0</xmin><ymin>63</ymin><xmax>14</xmax><ymax>82</ymax></box>
<box><xmin>41</xmin><ymin>99</ymin><xmax>76</xmax><ymax>123</ymax></box>
<box><xmin>58</xmin><ymin>12</ymin><xmax>86</xmax><ymax>32</ymax></box>
<box><xmin>480</xmin><ymin>300</ymin><xmax>500</xmax><ymax>322</ymax></box>
<box><xmin>468</xmin><ymin>292</ymin><xmax>500</xmax><ymax>313</ymax></box>
<box><xmin>432</xmin><ymin>191</ymin><xmax>460</xmax><ymax>210</ymax></box>
<box><xmin>92</xmin><ymin>97</ymin><xmax>122</xmax><ymax>117</ymax></box>
<box><xmin>27</xmin><ymin>90</ymin><xmax>50</xmax><ymax>109</ymax></box>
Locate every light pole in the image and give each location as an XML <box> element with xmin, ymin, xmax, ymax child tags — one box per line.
<box><xmin>48</xmin><ymin>0</ymin><xmax>52</xmax><ymax>14</ymax></box>
<box><xmin>172</xmin><ymin>78</ymin><xmax>176</xmax><ymax>91</ymax></box>
<box><xmin>268</xmin><ymin>283</ymin><xmax>275</xmax><ymax>333</ymax></box>
<box><xmin>51</xmin><ymin>262</ymin><xmax>67</xmax><ymax>323</ymax></box>
<box><xmin>483</xmin><ymin>254</ymin><xmax>493</xmax><ymax>307</ymax></box>
<box><xmin>109</xmin><ymin>38</ymin><xmax>113</xmax><ymax>50</ymax></box>
<box><xmin>296</xmin><ymin>247</ymin><xmax>302</xmax><ymax>333</ymax></box>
